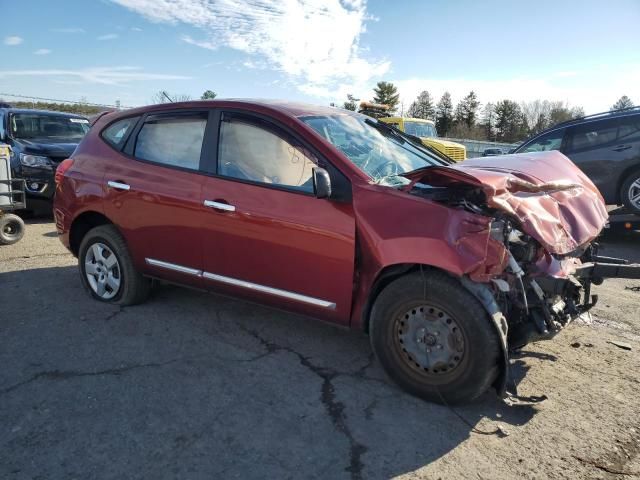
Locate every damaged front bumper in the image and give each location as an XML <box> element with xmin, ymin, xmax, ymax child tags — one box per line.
<box><xmin>464</xmin><ymin>239</ymin><xmax>640</xmax><ymax>398</ymax></box>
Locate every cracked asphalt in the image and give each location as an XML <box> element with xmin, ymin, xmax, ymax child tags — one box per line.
<box><xmin>1</xmin><ymin>220</ymin><xmax>640</xmax><ymax>479</ymax></box>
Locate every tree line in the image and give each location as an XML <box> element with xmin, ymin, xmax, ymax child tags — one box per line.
<box><xmin>341</xmin><ymin>82</ymin><xmax>635</xmax><ymax>144</ymax></box>
<box><xmin>0</xmin><ymin>100</ymin><xmax>105</xmax><ymax>116</ymax></box>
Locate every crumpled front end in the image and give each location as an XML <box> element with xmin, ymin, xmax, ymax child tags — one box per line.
<box><xmin>403</xmin><ymin>151</ymin><xmax>640</xmax><ymax>393</ymax></box>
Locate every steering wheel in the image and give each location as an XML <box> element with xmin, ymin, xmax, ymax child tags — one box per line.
<box><xmin>370</xmin><ymin>160</ymin><xmax>399</xmax><ymax>181</ymax></box>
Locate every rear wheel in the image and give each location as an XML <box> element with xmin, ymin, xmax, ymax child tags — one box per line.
<box><xmin>370</xmin><ymin>270</ymin><xmax>501</xmax><ymax>404</ymax></box>
<box><xmin>78</xmin><ymin>225</ymin><xmax>150</xmax><ymax>305</ymax></box>
<box><xmin>0</xmin><ymin>214</ymin><xmax>25</xmax><ymax>245</ymax></box>
<box><xmin>621</xmin><ymin>171</ymin><xmax>640</xmax><ymax>214</ymax></box>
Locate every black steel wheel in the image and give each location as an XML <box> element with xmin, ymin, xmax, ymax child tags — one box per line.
<box><xmin>370</xmin><ymin>270</ymin><xmax>501</xmax><ymax>404</ymax></box>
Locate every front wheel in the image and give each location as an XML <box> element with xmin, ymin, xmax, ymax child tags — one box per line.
<box><xmin>369</xmin><ymin>271</ymin><xmax>501</xmax><ymax>405</ymax></box>
<box><xmin>78</xmin><ymin>225</ymin><xmax>150</xmax><ymax>305</ymax></box>
<box><xmin>621</xmin><ymin>172</ymin><xmax>640</xmax><ymax>214</ymax></box>
<box><xmin>0</xmin><ymin>214</ymin><xmax>25</xmax><ymax>245</ymax></box>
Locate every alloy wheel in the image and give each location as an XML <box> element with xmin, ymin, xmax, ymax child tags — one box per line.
<box><xmin>628</xmin><ymin>179</ymin><xmax>640</xmax><ymax>210</ymax></box>
<box><xmin>84</xmin><ymin>242</ymin><xmax>121</xmax><ymax>300</ymax></box>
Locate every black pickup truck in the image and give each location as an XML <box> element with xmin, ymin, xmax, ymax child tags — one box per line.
<box><xmin>0</xmin><ymin>107</ymin><xmax>89</xmax><ymax>214</ymax></box>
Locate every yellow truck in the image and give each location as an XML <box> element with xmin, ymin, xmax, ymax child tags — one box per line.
<box><xmin>379</xmin><ymin>117</ymin><xmax>466</xmax><ymax>161</ymax></box>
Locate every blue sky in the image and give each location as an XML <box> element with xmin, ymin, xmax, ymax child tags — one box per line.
<box><xmin>1</xmin><ymin>0</ymin><xmax>639</xmax><ymax>113</ymax></box>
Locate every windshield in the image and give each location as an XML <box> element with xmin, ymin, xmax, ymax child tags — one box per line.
<box><xmin>9</xmin><ymin>113</ymin><xmax>90</xmax><ymax>140</ymax></box>
<box><xmin>301</xmin><ymin>114</ymin><xmax>441</xmax><ymax>186</ymax></box>
<box><xmin>403</xmin><ymin>121</ymin><xmax>437</xmax><ymax>138</ymax></box>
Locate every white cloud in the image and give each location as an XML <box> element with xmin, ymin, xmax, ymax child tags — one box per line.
<box><xmin>4</xmin><ymin>36</ymin><xmax>23</xmax><ymax>46</ymax></box>
<box><xmin>181</xmin><ymin>35</ymin><xmax>216</xmax><ymax>50</ymax></box>
<box><xmin>34</xmin><ymin>49</ymin><xmax>52</xmax><ymax>55</ymax></box>
<box><xmin>97</xmin><ymin>33</ymin><xmax>119</xmax><ymax>41</ymax></box>
<box><xmin>393</xmin><ymin>65</ymin><xmax>640</xmax><ymax>115</ymax></box>
<box><xmin>109</xmin><ymin>0</ymin><xmax>389</xmax><ymax>96</ymax></box>
<box><xmin>130</xmin><ymin>27</ymin><xmax>143</xmax><ymax>31</ymax></box>
<box><xmin>0</xmin><ymin>66</ymin><xmax>191</xmax><ymax>86</ymax></box>
<box><xmin>51</xmin><ymin>27</ymin><xmax>86</xmax><ymax>33</ymax></box>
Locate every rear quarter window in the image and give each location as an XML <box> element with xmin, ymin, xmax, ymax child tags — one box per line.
<box><xmin>101</xmin><ymin>116</ymin><xmax>140</xmax><ymax>149</ymax></box>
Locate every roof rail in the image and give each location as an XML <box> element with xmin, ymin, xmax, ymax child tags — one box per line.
<box><xmin>554</xmin><ymin>105</ymin><xmax>640</xmax><ymax>128</ymax></box>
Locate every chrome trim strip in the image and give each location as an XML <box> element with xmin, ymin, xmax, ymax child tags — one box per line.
<box><xmin>204</xmin><ymin>200</ymin><xmax>235</xmax><ymax>212</ymax></box>
<box><xmin>145</xmin><ymin>258</ymin><xmax>202</xmax><ymax>276</ymax></box>
<box><xmin>202</xmin><ymin>272</ymin><xmax>336</xmax><ymax>309</ymax></box>
<box><xmin>107</xmin><ymin>180</ymin><xmax>131</xmax><ymax>190</ymax></box>
<box><xmin>107</xmin><ymin>181</ymin><xmax>131</xmax><ymax>191</ymax></box>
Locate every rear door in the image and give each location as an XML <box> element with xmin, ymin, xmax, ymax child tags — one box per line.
<box><xmin>564</xmin><ymin>118</ymin><xmax>639</xmax><ymax>201</ymax></box>
<box><xmin>103</xmin><ymin>110</ymin><xmax>210</xmax><ymax>287</ymax></box>
<box><xmin>199</xmin><ymin>111</ymin><xmax>356</xmax><ymax>324</ymax></box>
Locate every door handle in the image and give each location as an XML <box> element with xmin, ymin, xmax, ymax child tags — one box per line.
<box><xmin>204</xmin><ymin>199</ymin><xmax>235</xmax><ymax>212</ymax></box>
<box><xmin>107</xmin><ymin>180</ymin><xmax>131</xmax><ymax>191</ymax></box>
<box><xmin>613</xmin><ymin>145</ymin><xmax>632</xmax><ymax>152</ymax></box>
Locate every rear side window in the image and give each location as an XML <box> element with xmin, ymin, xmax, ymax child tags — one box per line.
<box><xmin>567</xmin><ymin>119</ymin><xmax>619</xmax><ymax>152</ymax></box>
<box><xmin>102</xmin><ymin>117</ymin><xmax>139</xmax><ymax>149</ymax></box>
<box><xmin>134</xmin><ymin>114</ymin><xmax>207</xmax><ymax>170</ymax></box>
<box><xmin>617</xmin><ymin>117</ymin><xmax>640</xmax><ymax>143</ymax></box>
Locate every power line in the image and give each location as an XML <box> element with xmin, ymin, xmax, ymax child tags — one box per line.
<box><xmin>0</xmin><ymin>92</ymin><xmax>135</xmax><ymax>109</ymax></box>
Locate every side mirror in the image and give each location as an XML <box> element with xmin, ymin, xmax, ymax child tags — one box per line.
<box><xmin>312</xmin><ymin>167</ymin><xmax>332</xmax><ymax>199</ymax></box>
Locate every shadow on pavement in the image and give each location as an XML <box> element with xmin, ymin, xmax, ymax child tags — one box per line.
<box><xmin>0</xmin><ymin>265</ymin><xmax>542</xmax><ymax>479</ymax></box>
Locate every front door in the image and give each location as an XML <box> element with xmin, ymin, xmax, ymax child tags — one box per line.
<box><xmin>199</xmin><ymin>112</ymin><xmax>356</xmax><ymax>324</ymax></box>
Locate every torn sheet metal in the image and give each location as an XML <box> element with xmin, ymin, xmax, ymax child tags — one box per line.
<box><xmin>402</xmin><ymin>151</ymin><xmax>609</xmax><ymax>255</ymax></box>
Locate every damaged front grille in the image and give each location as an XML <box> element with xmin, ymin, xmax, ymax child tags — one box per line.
<box><xmin>489</xmin><ymin>219</ymin><xmax>593</xmax><ymax>349</ymax></box>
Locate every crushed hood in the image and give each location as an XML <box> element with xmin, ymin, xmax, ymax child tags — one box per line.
<box><xmin>402</xmin><ymin>151</ymin><xmax>609</xmax><ymax>255</ymax></box>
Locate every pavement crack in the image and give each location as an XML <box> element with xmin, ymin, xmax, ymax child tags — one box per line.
<box><xmin>1</xmin><ymin>358</ymin><xmax>182</xmax><ymax>396</ymax></box>
<box><xmin>363</xmin><ymin>399</ymin><xmax>378</xmax><ymax>420</ymax></box>
<box><xmin>104</xmin><ymin>306</ymin><xmax>125</xmax><ymax>322</ymax></box>
<box><xmin>4</xmin><ymin>253</ymin><xmax>71</xmax><ymax>261</ymax></box>
<box><xmin>238</xmin><ymin>324</ymin><xmax>368</xmax><ymax>480</ymax></box>
<box><xmin>572</xmin><ymin>454</ymin><xmax>639</xmax><ymax>476</ymax></box>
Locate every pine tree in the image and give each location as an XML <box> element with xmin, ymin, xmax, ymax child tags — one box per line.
<box><xmin>372</xmin><ymin>81</ymin><xmax>400</xmax><ymax>113</ymax></box>
<box><xmin>611</xmin><ymin>95</ymin><xmax>634</xmax><ymax>111</ymax></box>
<box><xmin>407</xmin><ymin>91</ymin><xmax>435</xmax><ymax>120</ymax></box>
<box><xmin>494</xmin><ymin>100</ymin><xmax>528</xmax><ymax>142</ymax></box>
<box><xmin>435</xmin><ymin>92</ymin><xmax>454</xmax><ymax>136</ymax></box>
<box><xmin>460</xmin><ymin>91</ymin><xmax>480</xmax><ymax>128</ymax></box>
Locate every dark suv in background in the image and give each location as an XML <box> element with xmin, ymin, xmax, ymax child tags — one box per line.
<box><xmin>513</xmin><ymin>107</ymin><xmax>640</xmax><ymax>213</ymax></box>
<box><xmin>0</xmin><ymin>107</ymin><xmax>90</xmax><ymax>213</ymax></box>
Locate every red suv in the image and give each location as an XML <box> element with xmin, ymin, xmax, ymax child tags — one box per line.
<box><xmin>54</xmin><ymin>100</ymin><xmax>635</xmax><ymax>404</ymax></box>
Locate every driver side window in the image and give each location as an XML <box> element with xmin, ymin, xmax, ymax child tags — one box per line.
<box><xmin>520</xmin><ymin>128</ymin><xmax>565</xmax><ymax>153</ymax></box>
<box><xmin>217</xmin><ymin>115</ymin><xmax>317</xmax><ymax>193</ymax></box>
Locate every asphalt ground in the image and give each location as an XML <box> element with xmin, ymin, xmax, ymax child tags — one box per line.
<box><xmin>1</xmin><ymin>220</ymin><xmax>639</xmax><ymax>479</ymax></box>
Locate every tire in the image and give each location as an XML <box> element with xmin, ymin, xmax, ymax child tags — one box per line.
<box><xmin>0</xmin><ymin>214</ymin><xmax>25</xmax><ymax>245</ymax></box>
<box><xmin>369</xmin><ymin>270</ymin><xmax>501</xmax><ymax>405</ymax></box>
<box><xmin>621</xmin><ymin>171</ymin><xmax>640</xmax><ymax>214</ymax></box>
<box><xmin>78</xmin><ymin>225</ymin><xmax>150</xmax><ymax>305</ymax></box>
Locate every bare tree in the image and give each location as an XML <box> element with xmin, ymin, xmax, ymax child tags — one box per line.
<box><xmin>152</xmin><ymin>90</ymin><xmax>193</xmax><ymax>104</ymax></box>
<box><xmin>343</xmin><ymin>94</ymin><xmax>359</xmax><ymax>111</ymax></box>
